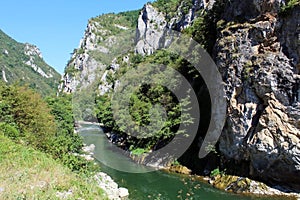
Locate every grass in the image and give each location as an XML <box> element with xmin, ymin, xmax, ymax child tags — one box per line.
<box><xmin>0</xmin><ymin>135</ymin><xmax>107</xmax><ymax>200</ymax></box>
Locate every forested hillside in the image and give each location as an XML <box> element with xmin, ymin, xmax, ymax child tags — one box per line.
<box><xmin>0</xmin><ymin>29</ymin><xmax>60</xmax><ymax>96</ymax></box>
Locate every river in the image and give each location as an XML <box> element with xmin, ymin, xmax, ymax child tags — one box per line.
<box><xmin>79</xmin><ymin>124</ymin><xmax>281</xmax><ymax>200</ymax></box>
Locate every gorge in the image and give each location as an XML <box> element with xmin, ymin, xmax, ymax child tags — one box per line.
<box><xmin>0</xmin><ymin>0</ymin><xmax>299</xmax><ymax>199</ymax></box>
<box><xmin>60</xmin><ymin>0</ymin><xmax>300</xmax><ymax>194</ymax></box>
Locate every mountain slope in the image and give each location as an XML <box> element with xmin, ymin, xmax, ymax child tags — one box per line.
<box><xmin>0</xmin><ymin>29</ymin><xmax>60</xmax><ymax>96</ymax></box>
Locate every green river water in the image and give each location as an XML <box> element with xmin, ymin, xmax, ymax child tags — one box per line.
<box><xmin>79</xmin><ymin>125</ymin><xmax>282</xmax><ymax>200</ymax></box>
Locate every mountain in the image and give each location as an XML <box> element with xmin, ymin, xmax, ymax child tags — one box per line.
<box><xmin>59</xmin><ymin>10</ymin><xmax>139</xmax><ymax>93</ymax></box>
<box><xmin>0</xmin><ymin>29</ymin><xmax>61</xmax><ymax>96</ymax></box>
<box><xmin>61</xmin><ymin>0</ymin><xmax>300</xmax><ymax>192</ymax></box>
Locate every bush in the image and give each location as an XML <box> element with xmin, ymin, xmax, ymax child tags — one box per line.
<box><xmin>0</xmin><ymin>83</ymin><xmax>56</xmax><ymax>150</ymax></box>
<box><xmin>0</xmin><ymin>83</ymin><xmax>91</xmax><ymax>174</ymax></box>
<box><xmin>210</xmin><ymin>167</ymin><xmax>226</xmax><ymax>177</ymax></box>
<box><xmin>210</xmin><ymin>168</ymin><xmax>221</xmax><ymax>177</ymax></box>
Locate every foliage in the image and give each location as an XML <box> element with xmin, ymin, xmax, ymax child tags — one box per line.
<box><xmin>0</xmin><ymin>122</ymin><xmax>20</xmax><ymax>139</ymax></box>
<box><xmin>46</xmin><ymin>95</ymin><xmax>82</xmax><ymax>153</ymax></box>
<box><xmin>95</xmin><ymin>50</ymin><xmax>196</xmax><ymax>152</ymax></box>
<box><xmin>280</xmin><ymin>0</ymin><xmax>300</xmax><ymax>16</ymax></box>
<box><xmin>183</xmin><ymin>0</ymin><xmax>226</xmax><ymax>53</ymax></box>
<box><xmin>119</xmin><ymin>10</ymin><xmax>140</xmax><ymax>28</ymax></box>
<box><xmin>90</xmin><ymin>10</ymin><xmax>139</xmax><ymax>37</ymax></box>
<box><xmin>0</xmin><ymin>82</ymin><xmax>95</xmax><ymax>173</ymax></box>
<box><xmin>152</xmin><ymin>0</ymin><xmax>181</xmax><ymax>17</ymax></box>
<box><xmin>210</xmin><ymin>167</ymin><xmax>226</xmax><ymax>177</ymax></box>
<box><xmin>95</xmin><ymin>94</ymin><xmax>115</xmax><ymax>128</ymax></box>
<box><xmin>45</xmin><ymin>94</ymin><xmax>99</xmax><ymax>173</ymax></box>
<box><xmin>171</xmin><ymin>159</ymin><xmax>181</xmax><ymax>166</ymax></box>
<box><xmin>0</xmin><ymin>82</ymin><xmax>57</xmax><ymax>150</ymax></box>
<box><xmin>130</xmin><ymin>147</ymin><xmax>148</xmax><ymax>156</ymax></box>
<box><xmin>72</xmin><ymin>89</ymin><xmax>98</xmax><ymax>122</ymax></box>
<box><xmin>205</xmin><ymin>144</ymin><xmax>217</xmax><ymax>154</ymax></box>
<box><xmin>210</xmin><ymin>167</ymin><xmax>222</xmax><ymax>177</ymax></box>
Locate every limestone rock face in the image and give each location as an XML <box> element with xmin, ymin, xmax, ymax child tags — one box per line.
<box><xmin>215</xmin><ymin>1</ymin><xmax>300</xmax><ymax>190</ymax></box>
<box><xmin>59</xmin><ymin>12</ymin><xmax>135</xmax><ymax>93</ymax></box>
<box><xmin>59</xmin><ymin>21</ymin><xmax>108</xmax><ymax>93</ymax></box>
<box><xmin>135</xmin><ymin>4</ymin><xmax>168</xmax><ymax>55</ymax></box>
<box><xmin>24</xmin><ymin>43</ymin><xmax>54</xmax><ymax>78</ymax></box>
<box><xmin>135</xmin><ymin>0</ymin><xmax>204</xmax><ymax>55</ymax></box>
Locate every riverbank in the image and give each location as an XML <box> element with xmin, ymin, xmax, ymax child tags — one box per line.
<box><xmin>80</xmin><ymin>143</ymin><xmax>129</xmax><ymax>200</ymax></box>
<box><xmin>166</xmin><ymin>164</ymin><xmax>300</xmax><ymax>200</ymax></box>
<box><xmin>125</xmin><ymin>141</ymin><xmax>300</xmax><ymax>199</ymax></box>
<box><xmin>78</xmin><ymin>123</ymin><xmax>299</xmax><ymax>200</ymax></box>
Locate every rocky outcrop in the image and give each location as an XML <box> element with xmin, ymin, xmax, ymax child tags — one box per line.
<box><xmin>135</xmin><ymin>0</ymin><xmax>300</xmax><ymax>192</ymax></box>
<box><xmin>135</xmin><ymin>4</ymin><xmax>167</xmax><ymax>55</ymax></box>
<box><xmin>214</xmin><ymin>0</ymin><xmax>300</xmax><ymax>190</ymax></box>
<box><xmin>23</xmin><ymin>43</ymin><xmax>54</xmax><ymax>79</ymax></box>
<box><xmin>135</xmin><ymin>0</ymin><xmax>204</xmax><ymax>55</ymax></box>
<box><xmin>94</xmin><ymin>172</ymin><xmax>129</xmax><ymax>200</ymax></box>
<box><xmin>60</xmin><ymin>13</ymin><xmax>136</xmax><ymax>93</ymax></box>
<box><xmin>59</xmin><ymin>21</ymin><xmax>107</xmax><ymax>93</ymax></box>
<box><xmin>209</xmin><ymin>174</ymin><xmax>300</xmax><ymax>198</ymax></box>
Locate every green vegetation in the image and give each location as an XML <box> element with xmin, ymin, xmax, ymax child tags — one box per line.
<box><xmin>119</xmin><ymin>10</ymin><xmax>140</xmax><ymax>28</ymax></box>
<box><xmin>91</xmin><ymin>10</ymin><xmax>139</xmax><ymax>30</ymax></box>
<box><xmin>130</xmin><ymin>147</ymin><xmax>148</xmax><ymax>156</ymax></box>
<box><xmin>171</xmin><ymin>159</ymin><xmax>181</xmax><ymax>166</ymax></box>
<box><xmin>280</xmin><ymin>0</ymin><xmax>300</xmax><ymax>16</ymax></box>
<box><xmin>0</xmin><ymin>29</ymin><xmax>60</xmax><ymax>96</ymax></box>
<box><xmin>0</xmin><ymin>135</ymin><xmax>106</xmax><ymax>200</ymax></box>
<box><xmin>210</xmin><ymin>167</ymin><xmax>227</xmax><ymax>177</ymax></box>
<box><xmin>95</xmin><ymin>49</ymin><xmax>199</xmax><ymax>153</ymax></box>
<box><xmin>152</xmin><ymin>0</ymin><xmax>181</xmax><ymax>17</ymax></box>
<box><xmin>0</xmin><ymin>82</ymin><xmax>106</xmax><ymax>198</ymax></box>
<box><xmin>183</xmin><ymin>0</ymin><xmax>226</xmax><ymax>53</ymax></box>
<box><xmin>210</xmin><ymin>167</ymin><xmax>222</xmax><ymax>177</ymax></box>
<box><xmin>0</xmin><ymin>82</ymin><xmax>56</xmax><ymax>151</ymax></box>
<box><xmin>0</xmin><ymin>82</ymin><xmax>96</xmax><ymax>172</ymax></box>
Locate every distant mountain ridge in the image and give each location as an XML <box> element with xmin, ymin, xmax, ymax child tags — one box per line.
<box><xmin>0</xmin><ymin>29</ymin><xmax>60</xmax><ymax>96</ymax></box>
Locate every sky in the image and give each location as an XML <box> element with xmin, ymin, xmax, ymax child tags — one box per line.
<box><xmin>0</xmin><ymin>0</ymin><xmax>149</xmax><ymax>74</ymax></box>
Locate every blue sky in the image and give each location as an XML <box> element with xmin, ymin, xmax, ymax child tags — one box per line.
<box><xmin>0</xmin><ymin>0</ymin><xmax>149</xmax><ymax>74</ymax></box>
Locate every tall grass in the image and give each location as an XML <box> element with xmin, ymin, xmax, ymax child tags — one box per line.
<box><xmin>0</xmin><ymin>135</ymin><xmax>107</xmax><ymax>200</ymax></box>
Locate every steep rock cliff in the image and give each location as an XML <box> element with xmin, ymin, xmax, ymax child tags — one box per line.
<box><xmin>134</xmin><ymin>0</ymin><xmax>300</xmax><ymax>191</ymax></box>
<box><xmin>59</xmin><ymin>12</ymin><xmax>138</xmax><ymax>93</ymax></box>
<box><xmin>214</xmin><ymin>0</ymin><xmax>300</xmax><ymax>190</ymax></box>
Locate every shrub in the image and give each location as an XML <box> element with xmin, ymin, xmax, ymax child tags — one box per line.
<box><xmin>0</xmin><ymin>83</ymin><xmax>56</xmax><ymax>150</ymax></box>
<box><xmin>210</xmin><ymin>167</ymin><xmax>221</xmax><ymax>177</ymax></box>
